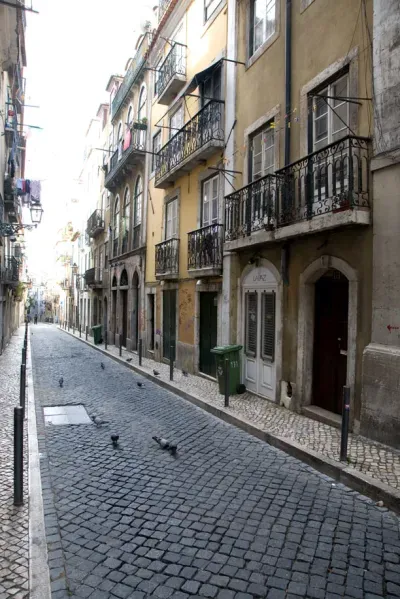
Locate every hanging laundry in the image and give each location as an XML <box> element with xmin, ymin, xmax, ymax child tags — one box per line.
<box><xmin>30</xmin><ymin>180</ymin><xmax>41</xmax><ymax>202</ymax></box>
<box><xmin>26</xmin><ymin>179</ymin><xmax>31</xmax><ymax>194</ymax></box>
<box><xmin>123</xmin><ymin>127</ymin><xmax>131</xmax><ymax>152</ymax></box>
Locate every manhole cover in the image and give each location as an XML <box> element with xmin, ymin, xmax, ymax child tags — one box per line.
<box><xmin>44</xmin><ymin>405</ymin><xmax>92</xmax><ymax>426</ymax></box>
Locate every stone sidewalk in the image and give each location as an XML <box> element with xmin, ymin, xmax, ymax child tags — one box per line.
<box><xmin>0</xmin><ymin>328</ymin><xmax>29</xmax><ymax>599</ymax></box>
<box><xmin>61</xmin><ymin>326</ymin><xmax>400</xmax><ymax>505</ymax></box>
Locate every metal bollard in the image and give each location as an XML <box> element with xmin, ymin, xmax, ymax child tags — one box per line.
<box><xmin>119</xmin><ymin>336</ymin><xmax>122</xmax><ymax>357</ymax></box>
<box><xmin>79</xmin><ymin>324</ymin><xmax>81</xmax><ymax>338</ymax></box>
<box><xmin>20</xmin><ymin>364</ymin><xmax>26</xmax><ymax>417</ymax></box>
<box><xmin>85</xmin><ymin>326</ymin><xmax>88</xmax><ymax>341</ymax></box>
<box><xmin>170</xmin><ymin>344</ymin><xmax>174</xmax><ymax>382</ymax></box>
<box><xmin>138</xmin><ymin>339</ymin><xmax>142</xmax><ymax>367</ymax></box>
<box><xmin>224</xmin><ymin>357</ymin><xmax>230</xmax><ymax>408</ymax></box>
<box><xmin>13</xmin><ymin>407</ymin><xmax>24</xmax><ymax>506</ymax></box>
<box><xmin>105</xmin><ymin>330</ymin><xmax>107</xmax><ymax>350</ymax></box>
<box><xmin>340</xmin><ymin>386</ymin><xmax>351</xmax><ymax>461</ymax></box>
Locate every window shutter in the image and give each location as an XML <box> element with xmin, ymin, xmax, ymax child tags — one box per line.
<box><xmin>261</xmin><ymin>291</ymin><xmax>275</xmax><ymax>361</ymax></box>
<box><xmin>245</xmin><ymin>292</ymin><xmax>258</xmax><ymax>357</ymax></box>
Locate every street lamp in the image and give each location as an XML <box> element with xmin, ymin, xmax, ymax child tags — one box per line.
<box><xmin>30</xmin><ymin>204</ymin><xmax>44</xmax><ymax>224</ymax></box>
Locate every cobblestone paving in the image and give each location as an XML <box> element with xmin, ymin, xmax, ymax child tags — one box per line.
<box><xmin>0</xmin><ymin>328</ymin><xmax>29</xmax><ymax>599</ymax></box>
<box><xmin>33</xmin><ymin>326</ymin><xmax>400</xmax><ymax>599</ymax></box>
<box><xmin>65</xmin><ymin>327</ymin><xmax>400</xmax><ymax>492</ymax></box>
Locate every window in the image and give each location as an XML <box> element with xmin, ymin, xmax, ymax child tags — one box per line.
<box><xmin>202</xmin><ymin>175</ymin><xmax>219</xmax><ymax>226</ymax></box>
<box><xmin>249</xmin><ymin>122</ymin><xmax>275</xmax><ymax>182</ymax></box>
<box><xmin>249</xmin><ymin>0</ymin><xmax>276</xmax><ymax>57</ymax></box>
<box><xmin>201</xmin><ymin>65</ymin><xmax>222</xmax><ymax>105</ymax></box>
<box><xmin>312</xmin><ymin>73</ymin><xmax>349</xmax><ymax>152</ymax></box>
<box><xmin>106</xmin><ymin>191</ymin><xmax>110</xmax><ymax>209</ymax></box>
<box><xmin>152</xmin><ymin>131</ymin><xmax>161</xmax><ymax>172</ymax></box>
<box><xmin>137</xmin><ymin>85</ymin><xmax>147</xmax><ymax>121</ymax></box>
<box><xmin>113</xmin><ymin>197</ymin><xmax>120</xmax><ymax>256</ymax></box>
<box><xmin>104</xmin><ymin>242</ymin><xmax>108</xmax><ymax>269</ymax></box>
<box><xmin>154</xmin><ymin>57</ymin><xmax>162</xmax><ymax>96</ymax></box>
<box><xmin>134</xmin><ymin>176</ymin><xmax>143</xmax><ymax>226</ymax></box>
<box><xmin>122</xmin><ymin>187</ymin><xmax>130</xmax><ymax>253</ymax></box>
<box><xmin>165</xmin><ymin>198</ymin><xmax>178</xmax><ymax>239</ymax></box>
<box><xmin>169</xmin><ymin>105</ymin><xmax>183</xmax><ymax>138</ymax></box>
<box><xmin>127</xmin><ymin>105</ymin><xmax>133</xmax><ymax>126</ymax></box>
<box><xmin>204</xmin><ymin>0</ymin><xmax>220</xmax><ymax>22</ymax></box>
<box><xmin>116</xmin><ymin>122</ymin><xmax>123</xmax><ymax>158</ymax></box>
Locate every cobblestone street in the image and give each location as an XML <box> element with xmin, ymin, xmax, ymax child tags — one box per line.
<box><xmin>31</xmin><ymin>325</ymin><xmax>400</xmax><ymax>599</ymax></box>
<box><xmin>0</xmin><ymin>329</ymin><xmax>29</xmax><ymax>599</ymax></box>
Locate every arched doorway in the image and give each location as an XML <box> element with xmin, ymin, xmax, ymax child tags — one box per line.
<box><xmin>313</xmin><ymin>269</ymin><xmax>348</xmax><ymax>414</ymax></box>
<box><xmin>120</xmin><ymin>269</ymin><xmax>128</xmax><ymax>347</ymax></box>
<box><xmin>241</xmin><ymin>262</ymin><xmax>281</xmax><ymax>400</ymax></box>
<box><xmin>132</xmin><ymin>271</ymin><xmax>139</xmax><ymax>351</ymax></box>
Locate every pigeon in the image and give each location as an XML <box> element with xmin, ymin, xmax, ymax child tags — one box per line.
<box><xmin>137</xmin><ymin>381</ymin><xmax>144</xmax><ymax>388</ymax></box>
<box><xmin>59</xmin><ymin>377</ymin><xmax>64</xmax><ymax>388</ymax></box>
<box><xmin>153</xmin><ymin>370</ymin><xmax>160</xmax><ymax>376</ymax></box>
<box><xmin>126</xmin><ymin>358</ymin><xmax>132</xmax><ymax>362</ymax></box>
<box><xmin>111</xmin><ymin>434</ymin><xmax>119</xmax><ymax>448</ymax></box>
<box><xmin>101</xmin><ymin>362</ymin><xmax>105</xmax><ymax>370</ymax></box>
<box><xmin>182</xmin><ymin>369</ymin><xmax>189</xmax><ymax>377</ymax></box>
<box><xmin>152</xmin><ymin>436</ymin><xmax>177</xmax><ymax>455</ymax></box>
<box><xmin>94</xmin><ymin>417</ymin><xmax>104</xmax><ymax>426</ymax></box>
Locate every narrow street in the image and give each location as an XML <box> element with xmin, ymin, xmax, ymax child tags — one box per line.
<box><xmin>29</xmin><ymin>325</ymin><xmax>400</xmax><ymax>599</ymax></box>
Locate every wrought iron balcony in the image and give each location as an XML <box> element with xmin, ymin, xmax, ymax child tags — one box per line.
<box><xmin>155</xmin><ymin>100</ymin><xmax>224</xmax><ymax>189</ymax></box>
<box><xmin>225</xmin><ymin>175</ymin><xmax>277</xmax><ymax>242</ymax></box>
<box><xmin>155</xmin><ymin>43</ymin><xmax>186</xmax><ymax>106</ymax></box>
<box><xmin>111</xmin><ymin>33</ymin><xmax>150</xmax><ymax>120</ymax></box>
<box><xmin>187</xmin><ymin>224</ymin><xmax>223</xmax><ymax>276</ymax></box>
<box><xmin>86</xmin><ymin>209</ymin><xmax>104</xmax><ymax>238</ymax></box>
<box><xmin>225</xmin><ymin>136</ymin><xmax>371</xmax><ymax>246</ymax></box>
<box><xmin>84</xmin><ymin>267</ymin><xmax>106</xmax><ymax>288</ymax></box>
<box><xmin>155</xmin><ymin>238</ymin><xmax>179</xmax><ymax>279</ymax></box>
<box><xmin>104</xmin><ymin>125</ymin><xmax>147</xmax><ymax>190</ymax></box>
<box><xmin>158</xmin><ymin>0</ymin><xmax>172</xmax><ymax>22</ymax></box>
<box><xmin>1</xmin><ymin>257</ymin><xmax>19</xmax><ymax>285</ymax></box>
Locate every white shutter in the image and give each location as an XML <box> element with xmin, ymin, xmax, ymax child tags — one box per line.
<box><xmin>245</xmin><ymin>292</ymin><xmax>258</xmax><ymax>357</ymax></box>
<box><xmin>261</xmin><ymin>291</ymin><xmax>275</xmax><ymax>361</ymax></box>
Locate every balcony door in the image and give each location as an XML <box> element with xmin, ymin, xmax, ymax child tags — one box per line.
<box><xmin>242</xmin><ymin>266</ymin><xmax>277</xmax><ymax>400</ymax></box>
<box><xmin>248</xmin><ymin>123</ymin><xmax>275</xmax><ymax>229</ymax></box>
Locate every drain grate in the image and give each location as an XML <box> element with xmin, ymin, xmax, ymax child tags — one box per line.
<box><xmin>43</xmin><ymin>405</ymin><xmax>92</xmax><ymax>426</ymax></box>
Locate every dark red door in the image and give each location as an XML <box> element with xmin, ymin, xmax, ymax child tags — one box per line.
<box><xmin>313</xmin><ymin>270</ymin><xmax>348</xmax><ymax>414</ymax></box>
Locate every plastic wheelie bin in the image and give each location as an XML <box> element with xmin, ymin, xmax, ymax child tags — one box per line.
<box><xmin>210</xmin><ymin>345</ymin><xmax>243</xmax><ymax>395</ymax></box>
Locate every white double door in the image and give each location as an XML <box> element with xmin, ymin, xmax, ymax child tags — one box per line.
<box><xmin>242</xmin><ymin>267</ymin><xmax>278</xmax><ymax>400</ymax></box>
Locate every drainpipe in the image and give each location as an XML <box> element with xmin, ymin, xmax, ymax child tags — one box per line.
<box><xmin>284</xmin><ymin>0</ymin><xmax>292</xmax><ymax>166</ymax></box>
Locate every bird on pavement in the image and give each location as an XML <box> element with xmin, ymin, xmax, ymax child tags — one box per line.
<box><xmin>152</xmin><ymin>436</ymin><xmax>177</xmax><ymax>455</ymax></box>
<box><xmin>59</xmin><ymin>377</ymin><xmax>64</xmax><ymax>388</ymax></box>
<box><xmin>153</xmin><ymin>370</ymin><xmax>160</xmax><ymax>376</ymax></box>
<box><xmin>137</xmin><ymin>381</ymin><xmax>144</xmax><ymax>388</ymax></box>
<box><xmin>111</xmin><ymin>434</ymin><xmax>119</xmax><ymax>448</ymax></box>
<box><xmin>182</xmin><ymin>369</ymin><xmax>189</xmax><ymax>377</ymax></box>
<box><xmin>126</xmin><ymin>358</ymin><xmax>132</xmax><ymax>362</ymax></box>
<box><xmin>101</xmin><ymin>362</ymin><xmax>105</xmax><ymax>370</ymax></box>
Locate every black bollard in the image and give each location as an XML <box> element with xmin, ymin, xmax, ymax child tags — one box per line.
<box><xmin>340</xmin><ymin>386</ymin><xmax>351</xmax><ymax>461</ymax></box>
<box><xmin>14</xmin><ymin>407</ymin><xmax>24</xmax><ymax>506</ymax></box>
<box><xmin>105</xmin><ymin>330</ymin><xmax>107</xmax><ymax>350</ymax></box>
<box><xmin>19</xmin><ymin>364</ymin><xmax>26</xmax><ymax>417</ymax></box>
<box><xmin>119</xmin><ymin>336</ymin><xmax>122</xmax><ymax>357</ymax></box>
<box><xmin>224</xmin><ymin>357</ymin><xmax>230</xmax><ymax>408</ymax></box>
<box><xmin>138</xmin><ymin>339</ymin><xmax>142</xmax><ymax>367</ymax></box>
<box><xmin>169</xmin><ymin>344</ymin><xmax>174</xmax><ymax>382</ymax></box>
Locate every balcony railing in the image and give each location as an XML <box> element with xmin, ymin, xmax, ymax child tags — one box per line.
<box><xmin>225</xmin><ymin>136</ymin><xmax>371</xmax><ymax>241</ymax></box>
<box><xmin>104</xmin><ymin>125</ymin><xmax>147</xmax><ymax>190</ymax></box>
<box><xmin>188</xmin><ymin>224</ymin><xmax>223</xmax><ymax>273</ymax></box>
<box><xmin>158</xmin><ymin>0</ymin><xmax>172</xmax><ymax>21</ymax></box>
<box><xmin>155</xmin><ymin>100</ymin><xmax>224</xmax><ymax>188</ymax></box>
<box><xmin>86</xmin><ymin>209</ymin><xmax>105</xmax><ymax>238</ymax></box>
<box><xmin>155</xmin><ymin>43</ymin><xmax>186</xmax><ymax>105</ymax></box>
<box><xmin>155</xmin><ymin>238</ymin><xmax>179</xmax><ymax>278</ymax></box>
<box><xmin>85</xmin><ymin>267</ymin><xmax>106</xmax><ymax>287</ymax></box>
<box><xmin>1</xmin><ymin>258</ymin><xmax>19</xmax><ymax>285</ymax></box>
<box><xmin>111</xmin><ymin>33</ymin><xmax>150</xmax><ymax>119</ymax></box>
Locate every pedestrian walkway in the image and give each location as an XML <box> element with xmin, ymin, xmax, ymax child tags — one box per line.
<box><xmin>0</xmin><ymin>328</ymin><xmax>29</xmax><ymax>599</ymax></box>
<box><xmin>62</xmin><ymin>326</ymin><xmax>400</xmax><ymax>498</ymax></box>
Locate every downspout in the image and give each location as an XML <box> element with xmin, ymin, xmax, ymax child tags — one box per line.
<box><xmin>284</xmin><ymin>0</ymin><xmax>292</xmax><ymax>166</ymax></box>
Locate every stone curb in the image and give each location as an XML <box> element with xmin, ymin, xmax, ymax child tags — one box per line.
<box><xmin>27</xmin><ymin>332</ymin><xmax>52</xmax><ymax>599</ymax></box>
<box><xmin>60</xmin><ymin>327</ymin><xmax>400</xmax><ymax>514</ymax></box>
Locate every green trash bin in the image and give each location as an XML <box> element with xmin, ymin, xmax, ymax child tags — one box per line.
<box><xmin>210</xmin><ymin>345</ymin><xmax>243</xmax><ymax>396</ymax></box>
<box><xmin>92</xmin><ymin>325</ymin><xmax>102</xmax><ymax>345</ymax></box>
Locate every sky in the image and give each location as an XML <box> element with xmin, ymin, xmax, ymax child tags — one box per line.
<box><xmin>23</xmin><ymin>0</ymin><xmax>156</xmax><ymax>280</ymax></box>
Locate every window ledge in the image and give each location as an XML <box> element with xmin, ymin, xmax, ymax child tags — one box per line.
<box><xmin>246</xmin><ymin>30</ymin><xmax>280</xmax><ymax>71</ymax></box>
<box><xmin>201</xmin><ymin>1</ymin><xmax>227</xmax><ymax>38</ymax></box>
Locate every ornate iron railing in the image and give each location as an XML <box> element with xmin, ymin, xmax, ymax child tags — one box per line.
<box><xmin>1</xmin><ymin>258</ymin><xmax>19</xmax><ymax>284</ymax></box>
<box><xmin>105</xmin><ymin>126</ymin><xmax>147</xmax><ymax>188</ymax></box>
<box><xmin>155</xmin><ymin>238</ymin><xmax>179</xmax><ymax>276</ymax></box>
<box><xmin>158</xmin><ymin>0</ymin><xmax>172</xmax><ymax>21</ymax></box>
<box><xmin>224</xmin><ymin>136</ymin><xmax>371</xmax><ymax>240</ymax></box>
<box><xmin>132</xmin><ymin>224</ymin><xmax>141</xmax><ymax>250</ymax></box>
<box><xmin>111</xmin><ymin>33</ymin><xmax>150</xmax><ymax>119</ymax></box>
<box><xmin>188</xmin><ymin>224</ymin><xmax>223</xmax><ymax>270</ymax></box>
<box><xmin>225</xmin><ymin>175</ymin><xmax>277</xmax><ymax>241</ymax></box>
<box><xmin>155</xmin><ymin>100</ymin><xmax>224</xmax><ymax>184</ymax></box>
<box><xmin>276</xmin><ymin>135</ymin><xmax>370</xmax><ymax>226</ymax></box>
<box><xmin>155</xmin><ymin>43</ymin><xmax>186</xmax><ymax>98</ymax></box>
<box><xmin>86</xmin><ymin>209</ymin><xmax>104</xmax><ymax>238</ymax></box>
<box><xmin>84</xmin><ymin>268</ymin><xmax>96</xmax><ymax>286</ymax></box>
